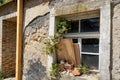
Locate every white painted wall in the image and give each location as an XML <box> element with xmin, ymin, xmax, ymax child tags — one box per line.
<box><xmin>47</xmin><ymin>8</ymin><xmax>56</xmax><ymax>76</ymax></box>
<box><xmin>99</xmin><ymin>2</ymin><xmax>111</xmax><ymax>80</ymax></box>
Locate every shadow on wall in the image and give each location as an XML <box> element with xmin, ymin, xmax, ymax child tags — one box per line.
<box><xmin>24</xmin><ymin>59</ymin><xmax>46</xmax><ymax>80</ymax></box>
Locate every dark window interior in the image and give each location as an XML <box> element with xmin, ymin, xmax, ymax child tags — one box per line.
<box><xmin>68</xmin><ymin>20</ymin><xmax>79</xmax><ymax>33</ymax></box>
<box><xmin>82</xmin><ymin>38</ymin><xmax>99</xmax><ymax>53</ymax></box>
<box><xmin>81</xmin><ymin>17</ymin><xmax>100</xmax><ymax>32</ymax></box>
<box><xmin>72</xmin><ymin>39</ymin><xmax>78</xmax><ymax>43</ymax></box>
<box><xmin>82</xmin><ymin>54</ymin><xmax>99</xmax><ymax>69</ymax></box>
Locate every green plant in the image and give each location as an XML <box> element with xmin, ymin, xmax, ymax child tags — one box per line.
<box><xmin>51</xmin><ymin>63</ymin><xmax>60</xmax><ymax>77</ymax></box>
<box><xmin>0</xmin><ymin>71</ymin><xmax>4</xmax><ymax>80</ymax></box>
<box><xmin>0</xmin><ymin>0</ymin><xmax>9</xmax><ymax>4</ymax></box>
<box><xmin>76</xmin><ymin>64</ymin><xmax>90</xmax><ymax>74</ymax></box>
<box><xmin>81</xmin><ymin>64</ymin><xmax>90</xmax><ymax>74</ymax></box>
<box><xmin>0</xmin><ymin>0</ymin><xmax>2</xmax><ymax>3</ymax></box>
<box><xmin>44</xmin><ymin>37</ymin><xmax>58</xmax><ymax>55</ymax></box>
<box><xmin>44</xmin><ymin>19</ymin><xmax>70</xmax><ymax>55</ymax></box>
<box><xmin>55</xmin><ymin>19</ymin><xmax>70</xmax><ymax>38</ymax></box>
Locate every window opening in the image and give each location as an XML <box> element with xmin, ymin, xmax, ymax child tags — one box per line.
<box><xmin>64</xmin><ymin>16</ymin><xmax>100</xmax><ymax>70</ymax></box>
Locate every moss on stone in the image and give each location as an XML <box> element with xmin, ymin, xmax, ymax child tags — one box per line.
<box><xmin>77</xmin><ymin>4</ymin><xmax>88</xmax><ymax>12</ymax></box>
<box><xmin>56</xmin><ymin>4</ymin><xmax>88</xmax><ymax>16</ymax></box>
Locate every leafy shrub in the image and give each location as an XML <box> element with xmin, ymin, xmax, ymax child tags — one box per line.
<box><xmin>55</xmin><ymin>19</ymin><xmax>71</xmax><ymax>38</ymax></box>
<box><xmin>0</xmin><ymin>0</ymin><xmax>2</xmax><ymax>3</ymax></box>
<box><xmin>81</xmin><ymin>64</ymin><xmax>90</xmax><ymax>74</ymax></box>
<box><xmin>44</xmin><ymin>19</ymin><xmax>70</xmax><ymax>55</ymax></box>
<box><xmin>0</xmin><ymin>0</ymin><xmax>9</xmax><ymax>4</ymax></box>
<box><xmin>0</xmin><ymin>71</ymin><xmax>4</xmax><ymax>80</ymax></box>
<box><xmin>44</xmin><ymin>37</ymin><xmax>58</xmax><ymax>55</ymax></box>
<box><xmin>76</xmin><ymin>64</ymin><xmax>90</xmax><ymax>74</ymax></box>
<box><xmin>51</xmin><ymin>63</ymin><xmax>60</xmax><ymax>77</ymax></box>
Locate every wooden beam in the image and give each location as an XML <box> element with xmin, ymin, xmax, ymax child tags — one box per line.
<box><xmin>16</xmin><ymin>0</ymin><xmax>23</xmax><ymax>80</ymax></box>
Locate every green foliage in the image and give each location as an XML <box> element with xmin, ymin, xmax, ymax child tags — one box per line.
<box><xmin>51</xmin><ymin>38</ymin><xmax>59</xmax><ymax>45</ymax></box>
<box><xmin>0</xmin><ymin>0</ymin><xmax>2</xmax><ymax>3</ymax></box>
<box><xmin>44</xmin><ymin>37</ymin><xmax>58</xmax><ymax>55</ymax></box>
<box><xmin>76</xmin><ymin>64</ymin><xmax>90</xmax><ymax>74</ymax></box>
<box><xmin>44</xmin><ymin>19</ymin><xmax>70</xmax><ymax>55</ymax></box>
<box><xmin>51</xmin><ymin>63</ymin><xmax>60</xmax><ymax>77</ymax></box>
<box><xmin>0</xmin><ymin>0</ymin><xmax>9</xmax><ymax>4</ymax></box>
<box><xmin>0</xmin><ymin>71</ymin><xmax>4</xmax><ymax>80</ymax></box>
<box><xmin>55</xmin><ymin>19</ymin><xmax>70</xmax><ymax>38</ymax></box>
<box><xmin>81</xmin><ymin>64</ymin><xmax>90</xmax><ymax>74</ymax></box>
<box><xmin>3</xmin><ymin>0</ymin><xmax>8</xmax><ymax>3</ymax></box>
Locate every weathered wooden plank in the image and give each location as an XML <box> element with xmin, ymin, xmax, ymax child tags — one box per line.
<box><xmin>56</xmin><ymin>39</ymin><xmax>69</xmax><ymax>62</ymax></box>
<box><xmin>56</xmin><ymin>39</ymin><xmax>77</xmax><ymax>66</ymax></box>
<box><xmin>73</xmin><ymin>43</ymin><xmax>81</xmax><ymax>66</ymax></box>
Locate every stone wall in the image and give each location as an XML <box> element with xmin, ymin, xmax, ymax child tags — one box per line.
<box><xmin>112</xmin><ymin>2</ymin><xmax>120</xmax><ymax>80</ymax></box>
<box><xmin>22</xmin><ymin>0</ymin><xmax>120</xmax><ymax>80</ymax></box>
<box><xmin>50</xmin><ymin>0</ymin><xmax>111</xmax><ymax>80</ymax></box>
<box><xmin>22</xmin><ymin>13</ymin><xmax>49</xmax><ymax>80</ymax></box>
<box><xmin>2</xmin><ymin>20</ymin><xmax>16</xmax><ymax>77</ymax></box>
<box><xmin>23</xmin><ymin>0</ymin><xmax>111</xmax><ymax>80</ymax></box>
<box><xmin>50</xmin><ymin>0</ymin><xmax>90</xmax><ymax>8</ymax></box>
<box><xmin>24</xmin><ymin>0</ymin><xmax>50</xmax><ymax>27</ymax></box>
<box><xmin>0</xmin><ymin>1</ymin><xmax>17</xmax><ymax>16</ymax></box>
<box><xmin>0</xmin><ymin>0</ymin><xmax>120</xmax><ymax>80</ymax></box>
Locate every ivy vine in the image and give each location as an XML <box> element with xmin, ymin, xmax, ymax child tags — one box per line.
<box><xmin>44</xmin><ymin>19</ymin><xmax>70</xmax><ymax>55</ymax></box>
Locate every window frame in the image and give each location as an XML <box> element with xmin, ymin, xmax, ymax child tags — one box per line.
<box><xmin>49</xmin><ymin>2</ymin><xmax>111</xmax><ymax>79</ymax></box>
<box><xmin>64</xmin><ymin>15</ymin><xmax>100</xmax><ymax>70</ymax></box>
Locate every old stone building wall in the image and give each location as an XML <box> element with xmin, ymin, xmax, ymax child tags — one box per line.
<box><xmin>22</xmin><ymin>0</ymin><xmax>120</xmax><ymax>80</ymax></box>
<box><xmin>50</xmin><ymin>0</ymin><xmax>111</xmax><ymax>80</ymax></box>
<box><xmin>22</xmin><ymin>0</ymin><xmax>113</xmax><ymax>80</ymax></box>
<box><xmin>2</xmin><ymin>20</ymin><xmax>16</xmax><ymax>77</ymax></box>
<box><xmin>22</xmin><ymin>13</ymin><xmax>49</xmax><ymax>80</ymax></box>
<box><xmin>22</xmin><ymin>1</ymin><xmax>51</xmax><ymax>80</ymax></box>
<box><xmin>0</xmin><ymin>0</ymin><xmax>120</xmax><ymax>80</ymax></box>
<box><xmin>24</xmin><ymin>0</ymin><xmax>50</xmax><ymax>27</ymax></box>
<box><xmin>112</xmin><ymin>2</ymin><xmax>120</xmax><ymax>80</ymax></box>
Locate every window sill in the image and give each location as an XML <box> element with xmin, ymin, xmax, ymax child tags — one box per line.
<box><xmin>81</xmin><ymin>52</ymin><xmax>99</xmax><ymax>55</ymax></box>
<box><xmin>64</xmin><ymin>32</ymin><xmax>100</xmax><ymax>38</ymax></box>
<box><xmin>59</xmin><ymin>70</ymin><xmax>100</xmax><ymax>80</ymax></box>
<box><xmin>90</xmin><ymin>70</ymin><xmax>99</xmax><ymax>73</ymax></box>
